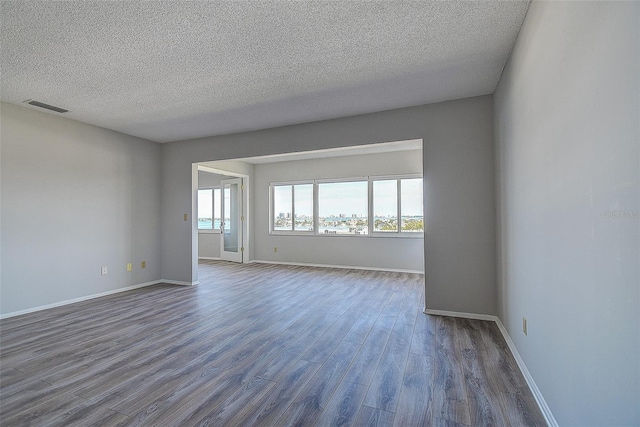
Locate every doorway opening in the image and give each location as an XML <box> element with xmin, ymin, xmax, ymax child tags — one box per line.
<box><xmin>195</xmin><ymin>164</ymin><xmax>249</xmax><ymax>264</ymax></box>
<box><xmin>191</xmin><ymin>139</ymin><xmax>424</xmax><ymax>310</ymax></box>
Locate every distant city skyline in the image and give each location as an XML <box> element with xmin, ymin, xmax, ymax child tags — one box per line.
<box><xmin>273</xmin><ymin>179</ymin><xmax>423</xmax><ymax>218</ymax></box>
<box><xmin>200</xmin><ymin>180</ymin><xmax>423</xmax><ymax>235</ymax></box>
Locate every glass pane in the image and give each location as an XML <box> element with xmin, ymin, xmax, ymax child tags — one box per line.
<box><xmin>273</xmin><ymin>185</ymin><xmax>293</xmax><ymax>231</ymax></box>
<box><xmin>318</xmin><ymin>181</ymin><xmax>368</xmax><ymax>235</ymax></box>
<box><xmin>401</xmin><ymin>178</ymin><xmax>423</xmax><ymax>232</ymax></box>
<box><xmin>213</xmin><ymin>188</ymin><xmax>221</xmax><ymax>230</ymax></box>
<box><xmin>197</xmin><ymin>189</ymin><xmax>213</xmax><ymax>229</ymax></box>
<box><xmin>294</xmin><ymin>184</ymin><xmax>313</xmax><ymax>231</ymax></box>
<box><xmin>223</xmin><ymin>183</ymin><xmax>238</xmax><ymax>252</ymax></box>
<box><xmin>224</xmin><ymin>187</ymin><xmax>231</xmax><ymax>231</ymax></box>
<box><xmin>373</xmin><ymin>180</ymin><xmax>398</xmax><ymax>232</ymax></box>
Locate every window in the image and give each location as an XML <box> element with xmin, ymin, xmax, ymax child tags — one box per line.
<box><xmin>372</xmin><ymin>177</ymin><xmax>423</xmax><ymax>234</ymax></box>
<box><xmin>198</xmin><ymin>188</ymin><xmax>221</xmax><ymax>231</ymax></box>
<box><xmin>400</xmin><ymin>178</ymin><xmax>423</xmax><ymax>232</ymax></box>
<box><xmin>213</xmin><ymin>188</ymin><xmax>222</xmax><ymax>230</ymax></box>
<box><xmin>272</xmin><ymin>183</ymin><xmax>314</xmax><ymax>232</ymax></box>
<box><xmin>294</xmin><ymin>184</ymin><xmax>313</xmax><ymax>231</ymax></box>
<box><xmin>198</xmin><ymin>189</ymin><xmax>213</xmax><ymax>229</ymax></box>
<box><xmin>222</xmin><ymin>186</ymin><xmax>231</xmax><ymax>231</ymax></box>
<box><xmin>318</xmin><ymin>181</ymin><xmax>368</xmax><ymax>235</ymax></box>
<box><xmin>270</xmin><ymin>175</ymin><xmax>422</xmax><ymax>237</ymax></box>
<box><xmin>373</xmin><ymin>180</ymin><xmax>398</xmax><ymax>232</ymax></box>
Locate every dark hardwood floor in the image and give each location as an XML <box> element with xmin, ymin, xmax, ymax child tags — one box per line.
<box><xmin>0</xmin><ymin>261</ymin><xmax>546</xmax><ymax>426</ymax></box>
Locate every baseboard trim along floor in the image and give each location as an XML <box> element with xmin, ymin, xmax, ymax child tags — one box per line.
<box><xmin>494</xmin><ymin>318</ymin><xmax>559</xmax><ymax>427</ymax></box>
<box><xmin>0</xmin><ymin>279</ymin><xmax>200</xmax><ymax>319</ymax></box>
<box><xmin>252</xmin><ymin>259</ymin><xmax>424</xmax><ymax>275</ymax></box>
<box><xmin>425</xmin><ymin>307</ymin><xmax>558</xmax><ymax>427</ymax></box>
<box><xmin>161</xmin><ymin>280</ymin><xmax>200</xmax><ymax>287</ymax></box>
<box><xmin>0</xmin><ymin>280</ymin><xmax>162</xmax><ymax>319</ymax></box>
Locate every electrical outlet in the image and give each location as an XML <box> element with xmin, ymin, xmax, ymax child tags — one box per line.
<box><xmin>183</xmin><ymin>213</ymin><xmax>188</xmax><ymax>221</ymax></box>
<box><xmin>126</xmin><ymin>263</ymin><xmax>132</xmax><ymax>272</ymax></box>
<box><xmin>101</xmin><ymin>266</ymin><xmax>108</xmax><ymax>275</ymax></box>
<box><xmin>274</xmin><ymin>247</ymin><xmax>278</xmax><ymax>253</ymax></box>
<box><xmin>141</xmin><ymin>261</ymin><xmax>146</xmax><ymax>269</ymax></box>
<box><xmin>523</xmin><ymin>317</ymin><xmax>528</xmax><ymax>336</ymax></box>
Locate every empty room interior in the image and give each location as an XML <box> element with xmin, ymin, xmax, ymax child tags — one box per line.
<box><xmin>0</xmin><ymin>1</ymin><xmax>638</xmax><ymax>426</ymax></box>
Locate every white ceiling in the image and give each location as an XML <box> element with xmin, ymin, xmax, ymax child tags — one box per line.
<box><xmin>0</xmin><ymin>1</ymin><xmax>529</xmax><ymax>143</ymax></box>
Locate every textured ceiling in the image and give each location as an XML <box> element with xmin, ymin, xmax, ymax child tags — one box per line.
<box><xmin>0</xmin><ymin>1</ymin><xmax>529</xmax><ymax>143</ymax></box>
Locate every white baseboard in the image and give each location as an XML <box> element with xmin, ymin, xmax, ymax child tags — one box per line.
<box><xmin>421</xmin><ymin>309</ymin><xmax>557</xmax><ymax>426</ymax></box>
<box><xmin>0</xmin><ymin>280</ymin><xmax>162</xmax><ymax>319</ymax></box>
<box><xmin>494</xmin><ymin>318</ymin><xmax>558</xmax><ymax>427</ymax></box>
<box><xmin>423</xmin><ymin>308</ymin><xmax>498</xmax><ymax>322</ymax></box>
<box><xmin>0</xmin><ymin>278</ymin><xmax>203</xmax><ymax>319</ymax></box>
<box><xmin>198</xmin><ymin>257</ymin><xmax>221</xmax><ymax>260</ymax></box>
<box><xmin>252</xmin><ymin>259</ymin><xmax>424</xmax><ymax>275</ymax></box>
<box><xmin>161</xmin><ymin>279</ymin><xmax>200</xmax><ymax>286</ymax></box>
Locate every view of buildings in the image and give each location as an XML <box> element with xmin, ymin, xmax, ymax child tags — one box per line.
<box><xmin>199</xmin><ymin>178</ymin><xmax>424</xmax><ymax>235</ymax></box>
<box><xmin>273</xmin><ymin>213</ymin><xmax>423</xmax><ymax>234</ymax></box>
<box><xmin>271</xmin><ymin>178</ymin><xmax>423</xmax><ymax>235</ymax></box>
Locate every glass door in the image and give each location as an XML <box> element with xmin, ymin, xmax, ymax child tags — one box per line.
<box><xmin>220</xmin><ymin>178</ymin><xmax>243</xmax><ymax>262</ymax></box>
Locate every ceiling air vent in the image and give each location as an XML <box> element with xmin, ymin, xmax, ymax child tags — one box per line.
<box><xmin>23</xmin><ymin>99</ymin><xmax>69</xmax><ymax>113</ymax></box>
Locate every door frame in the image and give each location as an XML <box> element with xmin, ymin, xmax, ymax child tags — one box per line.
<box><xmin>195</xmin><ymin>164</ymin><xmax>250</xmax><ymax>264</ymax></box>
<box><xmin>220</xmin><ymin>177</ymin><xmax>244</xmax><ymax>262</ymax></box>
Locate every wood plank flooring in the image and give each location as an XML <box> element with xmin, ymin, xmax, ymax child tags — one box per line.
<box><xmin>0</xmin><ymin>261</ymin><xmax>546</xmax><ymax>426</ymax></box>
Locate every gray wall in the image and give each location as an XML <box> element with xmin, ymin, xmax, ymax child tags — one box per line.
<box><xmin>1</xmin><ymin>102</ymin><xmax>162</xmax><ymax>314</ymax></box>
<box><xmin>253</xmin><ymin>150</ymin><xmax>424</xmax><ymax>271</ymax></box>
<box><xmin>161</xmin><ymin>96</ymin><xmax>497</xmax><ymax>315</ymax></box>
<box><xmin>494</xmin><ymin>2</ymin><xmax>639</xmax><ymax>425</ymax></box>
<box><xmin>198</xmin><ymin>170</ymin><xmax>224</xmax><ymax>188</ymax></box>
<box><xmin>198</xmin><ymin>233</ymin><xmax>220</xmax><ymax>259</ymax></box>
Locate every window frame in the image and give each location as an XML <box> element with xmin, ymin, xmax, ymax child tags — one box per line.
<box><xmin>198</xmin><ymin>186</ymin><xmax>222</xmax><ymax>234</ymax></box>
<box><xmin>269</xmin><ymin>174</ymin><xmax>423</xmax><ymax>238</ymax></box>
<box><xmin>269</xmin><ymin>180</ymin><xmax>315</xmax><ymax>235</ymax></box>
<box><xmin>316</xmin><ymin>177</ymin><xmax>370</xmax><ymax>237</ymax></box>
<box><xmin>369</xmin><ymin>174</ymin><xmax>423</xmax><ymax>237</ymax></box>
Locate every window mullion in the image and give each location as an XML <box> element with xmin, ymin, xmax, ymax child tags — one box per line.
<box><xmin>397</xmin><ymin>179</ymin><xmax>402</xmax><ymax>233</ymax></box>
<box><xmin>291</xmin><ymin>185</ymin><xmax>295</xmax><ymax>231</ymax></box>
<box><xmin>270</xmin><ymin>185</ymin><xmax>274</xmax><ymax>233</ymax></box>
<box><xmin>313</xmin><ymin>183</ymin><xmax>319</xmax><ymax>235</ymax></box>
<box><xmin>368</xmin><ymin>180</ymin><xmax>374</xmax><ymax>236</ymax></box>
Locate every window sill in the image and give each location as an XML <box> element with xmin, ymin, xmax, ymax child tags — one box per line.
<box><xmin>269</xmin><ymin>232</ymin><xmax>424</xmax><ymax>239</ymax></box>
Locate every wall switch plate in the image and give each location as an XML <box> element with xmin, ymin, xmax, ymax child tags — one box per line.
<box><xmin>523</xmin><ymin>317</ymin><xmax>528</xmax><ymax>336</ymax></box>
<box><xmin>101</xmin><ymin>266</ymin><xmax>108</xmax><ymax>275</ymax></box>
<box><xmin>141</xmin><ymin>261</ymin><xmax>146</xmax><ymax>269</ymax></box>
<box><xmin>184</xmin><ymin>213</ymin><xmax>188</xmax><ymax>221</ymax></box>
<box><xmin>126</xmin><ymin>263</ymin><xmax>132</xmax><ymax>272</ymax></box>
<box><xmin>274</xmin><ymin>247</ymin><xmax>278</xmax><ymax>252</ymax></box>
